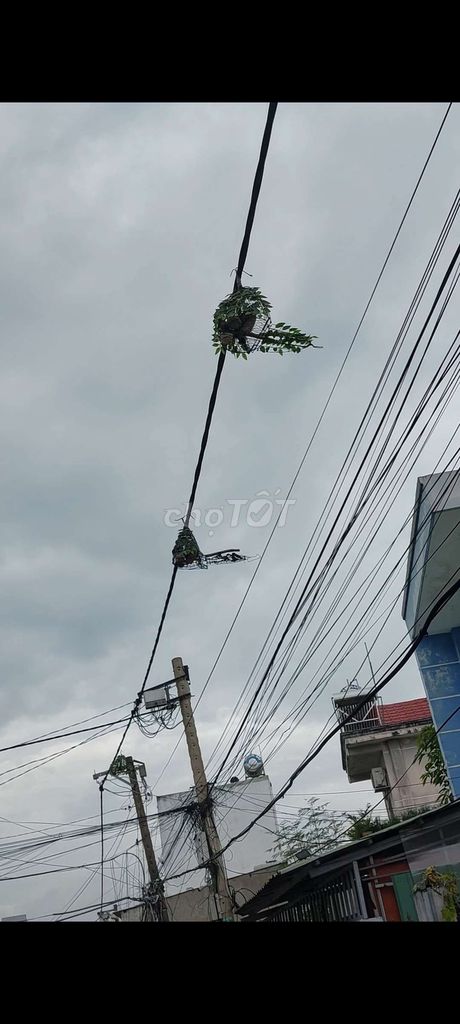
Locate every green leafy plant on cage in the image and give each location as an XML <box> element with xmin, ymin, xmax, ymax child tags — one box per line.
<box><xmin>212</xmin><ymin>287</ymin><xmax>318</xmax><ymax>359</ymax></box>
<box><xmin>110</xmin><ymin>755</ymin><xmax>129</xmax><ymax>777</ymax></box>
<box><xmin>171</xmin><ymin>525</ymin><xmax>251</xmax><ymax>570</ymax></box>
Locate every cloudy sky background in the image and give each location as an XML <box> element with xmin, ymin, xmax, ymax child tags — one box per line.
<box><xmin>1</xmin><ymin>102</ymin><xmax>459</xmax><ymax>920</ymax></box>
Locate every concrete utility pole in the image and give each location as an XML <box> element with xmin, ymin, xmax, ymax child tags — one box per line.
<box><xmin>124</xmin><ymin>757</ymin><xmax>169</xmax><ymax>922</ymax></box>
<box><xmin>94</xmin><ymin>758</ymin><xmax>169</xmax><ymax>923</ymax></box>
<box><xmin>172</xmin><ymin>656</ymin><xmax>234</xmax><ymax>921</ymax></box>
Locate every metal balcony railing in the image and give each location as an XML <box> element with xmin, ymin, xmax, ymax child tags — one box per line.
<box><xmin>336</xmin><ymin>697</ymin><xmax>381</xmax><ymax>736</ymax></box>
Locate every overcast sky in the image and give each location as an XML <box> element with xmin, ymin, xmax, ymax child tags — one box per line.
<box><xmin>1</xmin><ymin>102</ymin><xmax>459</xmax><ymax>921</ymax></box>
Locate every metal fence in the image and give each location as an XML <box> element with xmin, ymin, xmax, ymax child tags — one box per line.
<box><xmin>267</xmin><ymin>868</ymin><xmax>364</xmax><ymax>922</ymax></box>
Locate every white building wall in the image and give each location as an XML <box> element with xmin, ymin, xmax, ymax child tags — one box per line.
<box><xmin>382</xmin><ymin>735</ymin><xmax>441</xmax><ymax>814</ymax></box>
<box><xmin>157</xmin><ymin>775</ymin><xmax>278</xmax><ymax>896</ymax></box>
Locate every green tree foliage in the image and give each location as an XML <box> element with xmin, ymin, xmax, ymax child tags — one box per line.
<box><xmin>271</xmin><ymin>798</ymin><xmax>343</xmax><ymax>866</ymax></box>
<box><xmin>346</xmin><ymin>805</ymin><xmax>385</xmax><ymax>840</ymax></box>
<box><xmin>414</xmin><ymin>866</ymin><xmax>460</xmax><ymax>922</ymax></box>
<box><xmin>346</xmin><ymin>804</ymin><xmax>433</xmax><ymax>841</ymax></box>
<box><xmin>415</xmin><ymin>725</ymin><xmax>452</xmax><ymax>805</ymax></box>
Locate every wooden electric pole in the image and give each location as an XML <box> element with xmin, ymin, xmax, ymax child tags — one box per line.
<box><xmin>172</xmin><ymin>656</ymin><xmax>234</xmax><ymax>921</ymax></box>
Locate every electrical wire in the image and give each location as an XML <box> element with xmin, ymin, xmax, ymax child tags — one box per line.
<box><xmin>203</xmin><ymin>185</ymin><xmax>460</xmax><ymax>781</ymax></box>
<box><xmin>0</xmin><ymin>714</ymin><xmax>134</xmax><ymax>754</ymax></box>
<box><xmin>299</xmin><ymin>696</ymin><xmax>460</xmax><ymax>861</ymax></box>
<box><xmin>211</xmin><ymin>249</ymin><xmax>458</xmax><ymax>774</ymax></box>
<box><xmin>98</xmin><ymin>102</ymin><xmax>278</xmax><ymax>804</ymax></box>
<box><xmin>91</xmin><ymin>102</ymin><xmax>279</xmax><ymax>910</ymax></box>
<box><xmin>216</xmin><ymin>576</ymin><xmax>460</xmax><ymax>855</ymax></box>
<box><xmin>228</xmin><ymin>427</ymin><xmax>460</xmax><ymax>775</ymax></box>
<box><xmin>153</xmin><ymin>104</ymin><xmax>453</xmax><ymax>791</ymax></box>
<box><xmin>162</xmin><ymin>575</ymin><xmax>460</xmax><ymax>886</ymax></box>
<box><xmin>209</xmin><ymin>247</ymin><xmax>460</xmax><ymax>786</ymax></box>
<box><xmin>99</xmin><ymin>787</ymin><xmax>104</xmax><ymax>913</ymax></box>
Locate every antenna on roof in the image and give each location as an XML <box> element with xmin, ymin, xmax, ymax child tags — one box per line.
<box><xmin>364</xmin><ymin>642</ymin><xmax>377</xmax><ymax>687</ymax></box>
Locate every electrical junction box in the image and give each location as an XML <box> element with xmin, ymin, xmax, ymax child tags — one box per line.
<box><xmin>371</xmin><ymin>767</ymin><xmax>388</xmax><ymax>792</ymax></box>
<box><xmin>144</xmin><ymin>685</ymin><xmax>168</xmax><ymax>709</ymax></box>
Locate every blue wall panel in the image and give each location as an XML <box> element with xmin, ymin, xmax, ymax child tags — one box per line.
<box><xmin>420</xmin><ymin>663</ymin><xmax>460</xmax><ymax>699</ymax></box>
<box><xmin>414</xmin><ymin>631</ymin><xmax>460</xmax><ymax>798</ymax></box>
<box><xmin>430</xmin><ymin>696</ymin><xmax>460</xmax><ymax>733</ymax></box>
<box><xmin>452</xmin><ymin>628</ymin><xmax>460</xmax><ymax>660</ymax></box>
<box><xmin>417</xmin><ymin>634</ymin><xmax>457</xmax><ymax>667</ymax></box>
<box><xmin>438</xmin><ymin>732</ymin><xmax>460</xmax><ymax>768</ymax></box>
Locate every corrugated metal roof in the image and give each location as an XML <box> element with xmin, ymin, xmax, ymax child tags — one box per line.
<box><xmin>378</xmin><ymin>697</ymin><xmax>431</xmax><ymax>727</ymax></box>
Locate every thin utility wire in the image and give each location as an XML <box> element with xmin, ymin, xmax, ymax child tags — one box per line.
<box><xmin>210</xmin><ymin>243</ymin><xmax>460</xmax><ymax>786</ymax></box>
<box><xmin>216</xmin><ymin>576</ymin><xmax>460</xmax><ymax>855</ymax></box>
<box><xmin>98</xmin><ymin>102</ymin><xmax>278</xmax><ymax>803</ymax></box>
<box><xmin>204</xmin><ymin>187</ymin><xmax>460</xmax><ymax>777</ymax></box>
<box><xmin>153</xmin><ymin>101</ymin><xmax>453</xmax><ymax>791</ymax></box>
<box><xmin>302</xmin><ymin>697</ymin><xmax>460</xmax><ymax>861</ymax></box>
<box><xmin>94</xmin><ymin>104</ymin><xmax>278</xmax><ymax>898</ymax></box>
<box><xmin>163</xmin><ymin>574</ymin><xmax>460</xmax><ymax>886</ymax></box>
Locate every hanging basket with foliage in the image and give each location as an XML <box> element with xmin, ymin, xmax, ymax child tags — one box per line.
<box><xmin>110</xmin><ymin>755</ymin><xmax>129</xmax><ymax>777</ymax></box>
<box><xmin>172</xmin><ymin>526</ymin><xmax>254</xmax><ymax>570</ymax></box>
<box><xmin>212</xmin><ymin>286</ymin><xmax>318</xmax><ymax>359</ymax></box>
<box><xmin>172</xmin><ymin>526</ymin><xmax>207</xmax><ymax>569</ymax></box>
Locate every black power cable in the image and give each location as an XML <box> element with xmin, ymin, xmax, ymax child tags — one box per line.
<box><xmin>161</xmin><ymin>573</ymin><xmax>460</xmax><ymax>887</ymax></box>
<box><xmin>98</xmin><ymin>102</ymin><xmax>278</xmax><ymax>798</ymax></box>
<box><xmin>99</xmin><ymin>787</ymin><xmax>104</xmax><ymax>912</ymax></box>
<box><xmin>221</xmin><ymin>341</ymin><xmax>460</xmax><ymax>774</ymax></box>
<box><xmin>94</xmin><ymin>103</ymin><xmax>279</xmax><ymax>901</ymax></box>
<box><xmin>154</xmin><ymin>106</ymin><xmax>454</xmax><ymax>791</ymax></box>
<box><xmin>262</xmin><ymin>466</ymin><xmax>460</xmax><ymax>770</ymax></box>
<box><xmin>307</xmin><ymin>697</ymin><xmax>460</xmax><ymax>861</ymax></box>
<box><xmin>184</xmin><ymin>99</ymin><xmax>277</xmax><ymax>524</ymax></box>
<box><xmin>0</xmin><ymin>715</ymin><xmax>133</xmax><ymax>754</ymax></box>
<box><xmin>215</xmin><ymin>575</ymin><xmax>460</xmax><ymax>856</ymax></box>
<box><xmin>210</xmin><ymin>242</ymin><xmax>460</xmax><ymax>787</ymax></box>
<box><xmin>204</xmin><ymin>189</ymin><xmax>459</xmax><ymax>782</ymax></box>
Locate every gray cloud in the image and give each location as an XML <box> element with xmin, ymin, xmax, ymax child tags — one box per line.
<box><xmin>0</xmin><ymin>102</ymin><xmax>458</xmax><ymax>920</ymax></box>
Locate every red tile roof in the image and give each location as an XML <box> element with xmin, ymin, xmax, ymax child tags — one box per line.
<box><xmin>378</xmin><ymin>698</ymin><xmax>431</xmax><ymax>728</ymax></box>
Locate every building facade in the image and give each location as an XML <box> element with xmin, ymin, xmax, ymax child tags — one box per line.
<box><xmin>402</xmin><ymin>470</ymin><xmax>460</xmax><ymax>798</ymax></box>
<box><xmin>238</xmin><ymin>802</ymin><xmax>460</xmax><ymax>923</ymax></box>
<box><xmin>333</xmin><ymin>693</ymin><xmax>441</xmax><ymax>815</ymax></box>
<box><xmin>157</xmin><ymin>773</ymin><xmax>278</xmax><ymax>896</ymax></box>
<box><xmin>108</xmin><ymin>866</ymin><xmax>275</xmax><ymax>922</ymax></box>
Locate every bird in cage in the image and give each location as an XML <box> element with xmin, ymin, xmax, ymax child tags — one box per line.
<box><xmin>172</xmin><ymin>525</ymin><xmax>207</xmax><ymax>569</ymax></box>
<box><xmin>172</xmin><ymin>526</ymin><xmax>253</xmax><ymax>570</ymax></box>
<box><xmin>212</xmin><ymin>286</ymin><xmax>318</xmax><ymax>359</ymax></box>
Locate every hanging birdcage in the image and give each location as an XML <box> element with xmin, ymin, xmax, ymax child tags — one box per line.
<box><xmin>172</xmin><ymin>526</ymin><xmax>207</xmax><ymax>569</ymax></box>
<box><xmin>110</xmin><ymin>755</ymin><xmax>129</xmax><ymax>777</ymax></box>
<box><xmin>172</xmin><ymin>526</ymin><xmax>255</xmax><ymax>570</ymax></box>
<box><xmin>212</xmin><ymin>286</ymin><xmax>318</xmax><ymax>359</ymax></box>
<box><xmin>205</xmin><ymin>549</ymin><xmax>251</xmax><ymax>566</ymax></box>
